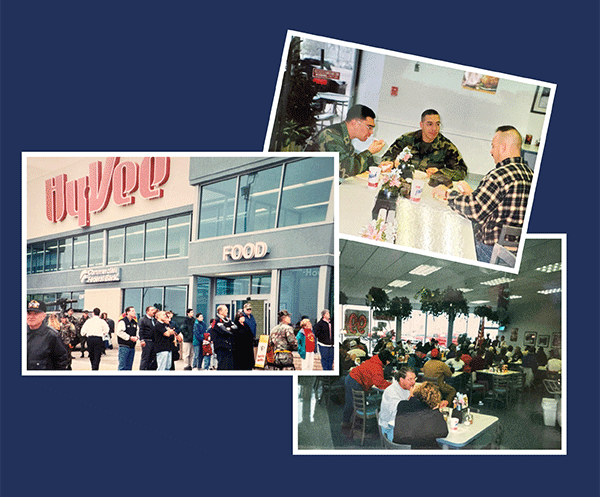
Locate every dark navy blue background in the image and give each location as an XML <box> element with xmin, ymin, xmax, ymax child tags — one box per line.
<box><xmin>3</xmin><ymin>1</ymin><xmax>597</xmax><ymax>495</ymax></box>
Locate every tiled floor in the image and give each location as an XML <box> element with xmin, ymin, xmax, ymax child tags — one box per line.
<box><xmin>297</xmin><ymin>375</ymin><xmax>562</xmax><ymax>451</ymax></box>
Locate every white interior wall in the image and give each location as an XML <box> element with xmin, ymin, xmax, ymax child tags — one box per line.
<box><xmin>356</xmin><ymin>54</ymin><xmax>548</xmax><ymax>176</ymax></box>
<box><xmin>497</xmin><ymin>299</ymin><xmax>561</xmax><ymax>354</ymax></box>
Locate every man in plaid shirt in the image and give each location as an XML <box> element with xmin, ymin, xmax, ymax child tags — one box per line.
<box><xmin>433</xmin><ymin>126</ymin><xmax>533</xmax><ymax>263</ymax></box>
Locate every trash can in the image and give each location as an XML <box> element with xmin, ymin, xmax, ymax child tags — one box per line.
<box><xmin>541</xmin><ymin>398</ymin><xmax>557</xmax><ymax>426</ymax></box>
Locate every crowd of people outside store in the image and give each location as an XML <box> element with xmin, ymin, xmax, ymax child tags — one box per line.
<box><xmin>26</xmin><ymin>298</ymin><xmax>335</xmax><ymax>372</ymax></box>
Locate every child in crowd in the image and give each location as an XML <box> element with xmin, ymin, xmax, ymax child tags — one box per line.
<box><xmin>296</xmin><ymin>318</ymin><xmax>316</xmax><ymax>371</ymax></box>
<box><xmin>202</xmin><ymin>332</ymin><xmax>213</xmax><ymax>370</ymax></box>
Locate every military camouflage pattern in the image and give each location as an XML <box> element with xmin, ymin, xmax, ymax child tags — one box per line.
<box><xmin>382</xmin><ymin>130</ymin><xmax>467</xmax><ymax>181</ymax></box>
<box><xmin>266</xmin><ymin>323</ymin><xmax>298</xmax><ymax>369</ymax></box>
<box><xmin>314</xmin><ymin>123</ymin><xmax>376</xmax><ymax>179</ymax></box>
<box><xmin>59</xmin><ymin>321</ymin><xmax>77</xmax><ymax>347</ymax></box>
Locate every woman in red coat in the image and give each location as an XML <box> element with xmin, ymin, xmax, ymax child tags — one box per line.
<box><xmin>342</xmin><ymin>349</ymin><xmax>393</xmax><ymax>427</ymax></box>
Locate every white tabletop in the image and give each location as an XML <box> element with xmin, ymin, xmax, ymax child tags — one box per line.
<box><xmin>339</xmin><ymin>175</ymin><xmax>476</xmax><ymax>260</ymax></box>
<box><xmin>437</xmin><ymin>412</ymin><xmax>499</xmax><ymax>449</ymax></box>
<box><xmin>480</xmin><ymin>369</ymin><xmax>520</xmax><ymax>375</ymax></box>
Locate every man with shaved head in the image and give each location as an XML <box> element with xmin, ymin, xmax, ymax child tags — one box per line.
<box><xmin>433</xmin><ymin>126</ymin><xmax>533</xmax><ymax>263</ymax></box>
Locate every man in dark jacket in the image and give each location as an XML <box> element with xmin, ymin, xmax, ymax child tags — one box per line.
<box><xmin>139</xmin><ymin>306</ymin><xmax>157</xmax><ymax>370</ymax></box>
<box><xmin>313</xmin><ymin>309</ymin><xmax>334</xmax><ymax>371</ymax></box>
<box><xmin>27</xmin><ymin>300</ymin><xmax>69</xmax><ymax>370</ymax></box>
<box><xmin>180</xmin><ymin>309</ymin><xmax>195</xmax><ymax>370</ymax></box>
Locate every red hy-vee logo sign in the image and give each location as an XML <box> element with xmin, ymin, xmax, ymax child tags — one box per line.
<box><xmin>45</xmin><ymin>157</ymin><xmax>170</xmax><ymax>227</ymax></box>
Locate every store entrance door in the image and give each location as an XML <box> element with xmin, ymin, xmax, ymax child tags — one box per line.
<box><xmin>213</xmin><ymin>297</ymin><xmax>271</xmax><ymax>338</ymax></box>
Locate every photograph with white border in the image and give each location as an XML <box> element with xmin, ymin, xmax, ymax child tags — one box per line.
<box><xmin>264</xmin><ymin>31</ymin><xmax>556</xmax><ymax>274</ymax></box>
<box><xmin>294</xmin><ymin>233</ymin><xmax>565</xmax><ymax>454</ymax></box>
<box><xmin>24</xmin><ymin>152</ymin><xmax>339</xmax><ymax>376</ymax></box>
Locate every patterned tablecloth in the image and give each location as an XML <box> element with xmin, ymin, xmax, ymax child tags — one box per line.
<box><xmin>339</xmin><ymin>175</ymin><xmax>476</xmax><ymax>261</ymax></box>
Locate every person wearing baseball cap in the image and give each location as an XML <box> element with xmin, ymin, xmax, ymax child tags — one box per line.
<box><xmin>27</xmin><ymin>299</ymin><xmax>69</xmax><ymax>370</ymax></box>
<box><xmin>422</xmin><ymin>347</ymin><xmax>456</xmax><ymax>403</ymax></box>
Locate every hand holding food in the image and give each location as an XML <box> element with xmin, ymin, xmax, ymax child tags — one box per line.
<box><xmin>368</xmin><ymin>139</ymin><xmax>385</xmax><ymax>155</ymax></box>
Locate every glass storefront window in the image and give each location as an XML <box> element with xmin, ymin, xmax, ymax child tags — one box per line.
<box><xmin>279</xmin><ymin>158</ymin><xmax>333</xmax><ymax>228</ymax></box>
<box><xmin>145</xmin><ymin>219</ymin><xmax>166</xmax><ymax>261</ymax></box>
<box><xmin>58</xmin><ymin>238</ymin><xmax>72</xmax><ymax>270</ymax></box>
<box><xmin>88</xmin><ymin>232</ymin><xmax>104</xmax><ymax>267</ymax></box>
<box><xmin>251</xmin><ymin>274</ymin><xmax>271</xmax><ymax>294</ymax></box>
<box><xmin>216</xmin><ymin>276</ymin><xmax>250</xmax><ymax>295</ymax></box>
<box><xmin>167</xmin><ymin>214</ymin><xmax>190</xmax><ymax>258</ymax></box>
<box><xmin>125</xmin><ymin>223</ymin><xmax>144</xmax><ymax>263</ymax></box>
<box><xmin>199</xmin><ymin>178</ymin><xmax>237</xmax><ymax>239</ymax></box>
<box><xmin>165</xmin><ymin>286</ymin><xmax>188</xmax><ymax>328</ymax></box>
<box><xmin>235</xmin><ymin>166</ymin><xmax>282</xmax><ymax>234</ymax></box>
<box><xmin>44</xmin><ymin>240</ymin><xmax>58</xmax><ymax>272</ymax></box>
<box><xmin>196</xmin><ymin>277</ymin><xmax>210</xmax><ymax>319</ymax></box>
<box><xmin>123</xmin><ymin>288</ymin><xmax>143</xmax><ymax>318</ymax></box>
<box><xmin>107</xmin><ymin>228</ymin><xmax>125</xmax><ymax>265</ymax></box>
<box><xmin>30</xmin><ymin>242</ymin><xmax>44</xmax><ymax>274</ymax></box>
<box><xmin>143</xmin><ymin>287</ymin><xmax>164</xmax><ymax>312</ymax></box>
<box><xmin>72</xmin><ymin>235</ymin><xmax>88</xmax><ymax>269</ymax></box>
<box><xmin>279</xmin><ymin>267</ymin><xmax>319</xmax><ymax>324</ymax></box>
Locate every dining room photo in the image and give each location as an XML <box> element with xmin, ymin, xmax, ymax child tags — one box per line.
<box><xmin>293</xmin><ymin>234</ymin><xmax>565</xmax><ymax>454</ymax></box>
<box><xmin>265</xmin><ymin>31</ymin><xmax>555</xmax><ymax>271</ymax></box>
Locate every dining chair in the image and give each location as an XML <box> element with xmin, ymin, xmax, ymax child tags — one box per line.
<box><xmin>491</xmin><ymin>375</ymin><xmax>510</xmax><ymax>407</ymax></box>
<box><xmin>351</xmin><ymin>389</ymin><xmax>379</xmax><ymax>446</ymax></box>
<box><xmin>497</xmin><ymin>225</ymin><xmax>522</xmax><ymax>248</ymax></box>
<box><xmin>490</xmin><ymin>243</ymin><xmax>517</xmax><ymax>267</ymax></box>
<box><xmin>467</xmin><ymin>372</ymin><xmax>486</xmax><ymax>404</ymax></box>
<box><xmin>508</xmin><ymin>372</ymin><xmax>525</xmax><ymax>402</ymax></box>
<box><xmin>375</xmin><ymin>409</ymin><xmax>411</xmax><ymax>450</ymax></box>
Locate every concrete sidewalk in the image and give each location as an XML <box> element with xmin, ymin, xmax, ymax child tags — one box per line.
<box><xmin>69</xmin><ymin>343</ymin><xmax>325</xmax><ymax>372</ymax></box>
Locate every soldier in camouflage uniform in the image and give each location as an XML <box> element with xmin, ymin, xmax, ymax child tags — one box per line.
<box><xmin>309</xmin><ymin>104</ymin><xmax>385</xmax><ymax>179</ymax></box>
<box><xmin>59</xmin><ymin>314</ymin><xmax>77</xmax><ymax>369</ymax></box>
<box><xmin>265</xmin><ymin>310</ymin><xmax>298</xmax><ymax>370</ymax></box>
<box><xmin>382</xmin><ymin>109</ymin><xmax>467</xmax><ymax>183</ymax></box>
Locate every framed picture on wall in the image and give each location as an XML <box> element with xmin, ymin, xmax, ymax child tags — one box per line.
<box><xmin>531</xmin><ymin>86</ymin><xmax>551</xmax><ymax>114</ymax></box>
<box><xmin>552</xmin><ymin>333</ymin><xmax>561</xmax><ymax>349</ymax></box>
<box><xmin>509</xmin><ymin>328</ymin><xmax>519</xmax><ymax>342</ymax></box>
<box><xmin>537</xmin><ymin>335</ymin><xmax>550</xmax><ymax>347</ymax></box>
<box><xmin>524</xmin><ymin>332</ymin><xmax>537</xmax><ymax>346</ymax></box>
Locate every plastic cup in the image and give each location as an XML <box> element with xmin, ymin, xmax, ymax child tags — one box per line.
<box><xmin>367</xmin><ymin>166</ymin><xmax>381</xmax><ymax>188</ymax></box>
<box><xmin>450</xmin><ymin>417</ymin><xmax>459</xmax><ymax>431</ymax></box>
<box><xmin>410</xmin><ymin>171</ymin><xmax>427</xmax><ymax>202</ymax></box>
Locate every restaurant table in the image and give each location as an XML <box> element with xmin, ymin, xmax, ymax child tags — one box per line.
<box><xmin>436</xmin><ymin>412</ymin><xmax>499</xmax><ymax>449</ymax></box>
<box><xmin>313</xmin><ymin>92</ymin><xmax>349</xmax><ymax>116</ymax></box>
<box><xmin>479</xmin><ymin>368</ymin><xmax>520</xmax><ymax>376</ymax></box>
<box><xmin>339</xmin><ymin>175</ymin><xmax>476</xmax><ymax>260</ymax></box>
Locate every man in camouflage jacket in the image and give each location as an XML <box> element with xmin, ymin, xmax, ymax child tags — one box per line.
<box><xmin>382</xmin><ymin>109</ymin><xmax>467</xmax><ymax>182</ymax></box>
<box><xmin>311</xmin><ymin>104</ymin><xmax>385</xmax><ymax>179</ymax></box>
<box><xmin>266</xmin><ymin>310</ymin><xmax>298</xmax><ymax>370</ymax></box>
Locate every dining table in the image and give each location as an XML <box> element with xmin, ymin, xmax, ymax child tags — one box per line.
<box><xmin>339</xmin><ymin>173</ymin><xmax>477</xmax><ymax>261</ymax></box>
<box><xmin>436</xmin><ymin>411</ymin><xmax>499</xmax><ymax>449</ymax></box>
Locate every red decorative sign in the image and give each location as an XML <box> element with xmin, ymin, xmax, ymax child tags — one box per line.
<box><xmin>45</xmin><ymin>157</ymin><xmax>171</xmax><ymax>227</ymax></box>
<box><xmin>312</xmin><ymin>68</ymin><xmax>340</xmax><ymax>80</ymax></box>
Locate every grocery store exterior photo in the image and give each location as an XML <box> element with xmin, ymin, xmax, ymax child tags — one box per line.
<box><xmin>25</xmin><ymin>153</ymin><xmax>337</xmax><ymax>356</ymax></box>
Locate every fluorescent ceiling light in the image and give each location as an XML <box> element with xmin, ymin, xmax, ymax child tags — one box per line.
<box><xmin>480</xmin><ymin>277</ymin><xmax>515</xmax><ymax>286</ymax></box>
<box><xmin>470</xmin><ymin>300</ymin><xmax>490</xmax><ymax>304</ymax></box>
<box><xmin>509</xmin><ymin>295</ymin><xmax>523</xmax><ymax>299</ymax></box>
<box><xmin>409</xmin><ymin>264</ymin><xmax>441</xmax><ymax>276</ymax></box>
<box><xmin>388</xmin><ymin>279</ymin><xmax>411</xmax><ymax>288</ymax></box>
<box><xmin>535</xmin><ymin>263</ymin><xmax>562</xmax><ymax>273</ymax></box>
<box><xmin>537</xmin><ymin>288</ymin><xmax>562</xmax><ymax>295</ymax></box>
<box><xmin>457</xmin><ymin>288</ymin><xmax>473</xmax><ymax>293</ymax></box>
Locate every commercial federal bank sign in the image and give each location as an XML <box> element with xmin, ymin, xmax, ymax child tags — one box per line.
<box><xmin>80</xmin><ymin>267</ymin><xmax>121</xmax><ymax>284</ymax></box>
<box><xmin>45</xmin><ymin>157</ymin><xmax>171</xmax><ymax>227</ymax></box>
